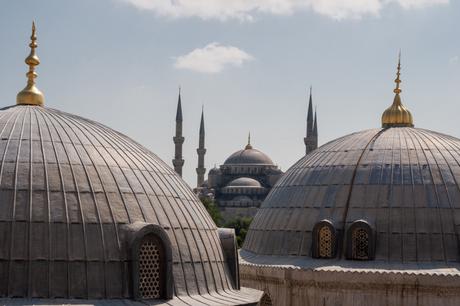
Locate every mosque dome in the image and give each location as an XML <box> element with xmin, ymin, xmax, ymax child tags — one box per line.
<box><xmin>0</xmin><ymin>24</ymin><xmax>261</xmax><ymax>305</ymax></box>
<box><xmin>226</xmin><ymin>177</ymin><xmax>262</xmax><ymax>188</ymax></box>
<box><xmin>243</xmin><ymin>56</ymin><xmax>460</xmax><ymax>264</ymax></box>
<box><xmin>224</xmin><ymin>137</ymin><xmax>274</xmax><ymax>166</ymax></box>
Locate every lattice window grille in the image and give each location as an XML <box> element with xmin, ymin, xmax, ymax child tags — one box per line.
<box><xmin>260</xmin><ymin>293</ymin><xmax>273</xmax><ymax>306</ymax></box>
<box><xmin>139</xmin><ymin>240</ymin><xmax>162</xmax><ymax>299</ymax></box>
<box><xmin>352</xmin><ymin>228</ymin><xmax>369</xmax><ymax>260</ymax></box>
<box><xmin>319</xmin><ymin>226</ymin><xmax>333</xmax><ymax>258</ymax></box>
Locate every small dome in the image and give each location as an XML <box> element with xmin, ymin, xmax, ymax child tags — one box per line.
<box><xmin>224</xmin><ymin>148</ymin><xmax>274</xmax><ymax>165</ymax></box>
<box><xmin>208</xmin><ymin>166</ymin><xmax>221</xmax><ymax>174</ymax></box>
<box><xmin>243</xmin><ymin>127</ymin><xmax>460</xmax><ymax>263</ymax></box>
<box><xmin>0</xmin><ymin>105</ymin><xmax>257</xmax><ymax>303</ymax></box>
<box><xmin>226</xmin><ymin>177</ymin><xmax>262</xmax><ymax>188</ymax></box>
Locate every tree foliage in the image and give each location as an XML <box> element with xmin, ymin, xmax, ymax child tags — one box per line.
<box><xmin>199</xmin><ymin>197</ymin><xmax>253</xmax><ymax>247</ymax></box>
<box><xmin>200</xmin><ymin>197</ymin><xmax>223</xmax><ymax>226</ymax></box>
<box><xmin>223</xmin><ymin>216</ymin><xmax>253</xmax><ymax>248</ymax></box>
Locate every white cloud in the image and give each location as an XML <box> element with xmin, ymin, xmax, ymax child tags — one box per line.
<box><xmin>119</xmin><ymin>0</ymin><xmax>449</xmax><ymax>21</ymax></box>
<box><xmin>449</xmin><ymin>56</ymin><xmax>459</xmax><ymax>65</ymax></box>
<box><xmin>174</xmin><ymin>43</ymin><xmax>253</xmax><ymax>74</ymax></box>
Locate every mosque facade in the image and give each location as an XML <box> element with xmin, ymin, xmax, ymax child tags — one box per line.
<box><xmin>239</xmin><ymin>57</ymin><xmax>460</xmax><ymax>305</ymax></box>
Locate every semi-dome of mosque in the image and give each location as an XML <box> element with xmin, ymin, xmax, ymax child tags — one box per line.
<box><xmin>226</xmin><ymin>177</ymin><xmax>263</xmax><ymax>188</ymax></box>
<box><xmin>224</xmin><ymin>139</ymin><xmax>274</xmax><ymax>166</ymax></box>
<box><xmin>243</xmin><ymin>55</ymin><xmax>460</xmax><ymax>264</ymax></box>
<box><xmin>0</xmin><ymin>23</ymin><xmax>261</xmax><ymax>305</ymax></box>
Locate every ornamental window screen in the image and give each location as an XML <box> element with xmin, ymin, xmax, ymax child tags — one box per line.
<box><xmin>312</xmin><ymin>220</ymin><xmax>336</xmax><ymax>259</ymax></box>
<box><xmin>138</xmin><ymin>236</ymin><xmax>164</xmax><ymax>299</ymax></box>
<box><xmin>352</xmin><ymin>228</ymin><xmax>369</xmax><ymax>260</ymax></box>
<box><xmin>318</xmin><ymin>226</ymin><xmax>333</xmax><ymax>258</ymax></box>
<box><xmin>260</xmin><ymin>293</ymin><xmax>273</xmax><ymax>306</ymax></box>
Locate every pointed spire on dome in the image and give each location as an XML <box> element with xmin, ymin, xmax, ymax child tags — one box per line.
<box><xmin>381</xmin><ymin>51</ymin><xmax>414</xmax><ymax>128</ymax></box>
<box><xmin>17</xmin><ymin>21</ymin><xmax>45</xmax><ymax>106</ymax></box>
<box><xmin>245</xmin><ymin>132</ymin><xmax>253</xmax><ymax>150</ymax></box>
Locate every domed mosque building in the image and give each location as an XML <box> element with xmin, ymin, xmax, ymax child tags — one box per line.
<box><xmin>173</xmin><ymin>85</ymin><xmax>319</xmax><ymax>223</ymax></box>
<box><xmin>206</xmin><ymin>135</ymin><xmax>284</xmax><ymax>222</ymax></box>
<box><xmin>240</xmin><ymin>56</ymin><xmax>460</xmax><ymax>305</ymax></box>
<box><xmin>0</xmin><ymin>24</ymin><xmax>262</xmax><ymax>305</ymax></box>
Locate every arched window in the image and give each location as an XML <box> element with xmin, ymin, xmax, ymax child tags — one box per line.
<box><xmin>312</xmin><ymin>220</ymin><xmax>337</xmax><ymax>259</ymax></box>
<box><xmin>352</xmin><ymin>228</ymin><xmax>368</xmax><ymax>259</ymax></box>
<box><xmin>319</xmin><ymin>226</ymin><xmax>333</xmax><ymax>258</ymax></box>
<box><xmin>346</xmin><ymin>220</ymin><xmax>375</xmax><ymax>260</ymax></box>
<box><xmin>260</xmin><ymin>292</ymin><xmax>273</xmax><ymax>306</ymax></box>
<box><xmin>124</xmin><ymin>223</ymin><xmax>173</xmax><ymax>301</ymax></box>
<box><xmin>138</xmin><ymin>235</ymin><xmax>165</xmax><ymax>299</ymax></box>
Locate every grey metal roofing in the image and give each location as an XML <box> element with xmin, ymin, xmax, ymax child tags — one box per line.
<box><xmin>224</xmin><ymin>148</ymin><xmax>274</xmax><ymax>166</ymax></box>
<box><xmin>225</xmin><ymin>177</ymin><xmax>262</xmax><ymax>188</ymax></box>
<box><xmin>240</xmin><ymin>249</ymin><xmax>460</xmax><ymax>276</ymax></box>
<box><xmin>0</xmin><ymin>287</ymin><xmax>262</xmax><ymax>305</ymax></box>
<box><xmin>0</xmin><ymin>105</ymin><xmax>258</xmax><ymax>304</ymax></box>
<box><xmin>243</xmin><ymin>127</ymin><xmax>460</xmax><ymax>263</ymax></box>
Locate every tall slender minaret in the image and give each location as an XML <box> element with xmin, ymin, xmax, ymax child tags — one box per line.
<box><xmin>304</xmin><ymin>87</ymin><xmax>318</xmax><ymax>154</ymax></box>
<box><xmin>196</xmin><ymin>107</ymin><xmax>206</xmax><ymax>187</ymax></box>
<box><xmin>173</xmin><ymin>87</ymin><xmax>185</xmax><ymax>176</ymax></box>
<box><xmin>313</xmin><ymin>108</ymin><xmax>318</xmax><ymax>149</ymax></box>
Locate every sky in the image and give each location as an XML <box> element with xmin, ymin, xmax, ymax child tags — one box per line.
<box><xmin>0</xmin><ymin>0</ymin><xmax>459</xmax><ymax>186</ymax></box>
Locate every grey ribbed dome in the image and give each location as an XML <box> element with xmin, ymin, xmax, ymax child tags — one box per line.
<box><xmin>244</xmin><ymin>127</ymin><xmax>460</xmax><ymax>263</ymax></box>
<box><xmin>226</xmin><ymin>177</ymin><xmax>262</xmax><ymax>188</ymax></box>
<box><xmin>224</xmin><ymin>148</ymin><xmax>273</xmax><ymax>165</ymax></box>
<box><xmin>0</xmin><ymin>105</ymin><xmax>258</xmax><ymax>303</ymax></box>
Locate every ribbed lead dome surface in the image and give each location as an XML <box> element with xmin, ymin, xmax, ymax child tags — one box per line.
<box><xmin>0</xmin><ymin>105</ymin><xmax>233</xmax><ymax>298</ymax></box>
<box><xmin>244</xmin><ymin>127</ymin><xmax>460</xmax><ymax>263</ymax></box>
<box><xmin>224</xmin><ymin>148</ymin><xmax>274</xmax><ymax>165</ymax></box>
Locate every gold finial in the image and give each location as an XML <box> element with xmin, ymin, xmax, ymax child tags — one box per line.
<box><xmin>245</xmin><ymin>132</ymin><xmax>253</xmax><ymax>150</ymax></box>
<box><xmin>394</xmin><ymin>50</ymin><xmax>402</xmax><ymax>94</ymax></box>
<box><xmin>381</xmin><ymin>51</ymin><xmax>414</xmax><ymax>128</ymax></box>
<box><xmin>17</xmin><ymin>21</ymin><xmax>45</xmax><ymax>106</ymax></box>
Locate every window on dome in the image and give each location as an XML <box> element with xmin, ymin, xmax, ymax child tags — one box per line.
<box><xmin>138</xmin><ymin>235</ymin><xmax>165</xmax><ymax>299</ymax></box>
<box><xmin>346</xmin><ymin>220</ymin><xmax>374</xmax><ymax>261</ymax></box>
<box><xmin>352</xmin><ymin>228</ymin><xmax>369</xmax><ymax>259</ymax></box>
<box><xmin>319</xmin><ymin>226</ymin><xmax>333</xmax><ymax>258</ymax></box>
<box><xmin>312</xmin><ymin>220</ymin><xmax>336</xmax><ymax>259</ymax></box>
<box><xmin>260</xmin><ymin>292</ymin><xmax>273</xmax><ymax>306</ymax></box>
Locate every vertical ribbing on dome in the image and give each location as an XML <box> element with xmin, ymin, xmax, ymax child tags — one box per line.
<box><xmin>17</xmin><ymin>22</ymin><xmax>45</xmax><ymax>106</ymax></box>
<box><xmin>381</xmin><ymin>52</ymin><xmax>414</xmax><ymax>128</ymax></box>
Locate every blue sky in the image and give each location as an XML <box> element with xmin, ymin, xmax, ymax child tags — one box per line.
<box><xmin>0</xmin><ymin>0</ymin><xmax>459</xmax><ymax>186</ymax></box>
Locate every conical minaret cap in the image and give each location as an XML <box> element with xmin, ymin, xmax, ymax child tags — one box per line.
<box><xmin>381</xmin><ymin>52</ymin><xmax>414</xmax><ymax>128</ymax></box>
<box><xmin>17</xmin><ymin>22</ymin><xmax>45</xmax><ymax>106</ymax></box>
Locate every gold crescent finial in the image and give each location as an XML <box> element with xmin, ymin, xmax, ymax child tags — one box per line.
<box><xmin>394</xmin><ymin>50</ymin><xmax>402</xmax><ymax>94</ymax></box>
<box><xmin>245</xmin><ymin>132</ymin><xmax>253</xmax><ymax>149</ymax></box>
<box><xmin>17</xmin><ymin>21</ymin><xmax>45</xmax><ymax>106</ymax></box>
<box><xmin>381</xmin><ymin>51</ymin><xmax>414</xmax><ymax>128</ymax></box>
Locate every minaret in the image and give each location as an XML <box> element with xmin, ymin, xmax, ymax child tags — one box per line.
<box><xmin>313</xmin><ymin>108</ymin><xmax>318</xmax><ymax>149</ymax></box>
<box><xmin>172</xmin><ymin>87</ymin><xmax>185</xmax><ymax>176</ymax></box>
<box><xmin>196</xmin><ymin>106</ymin><xmax>206</xmax><ymax>187</ymax></box>
<box><xmin>304</xmin><ymin>86</ymin><xmax>318</xmax><ymax>154</ymax></box>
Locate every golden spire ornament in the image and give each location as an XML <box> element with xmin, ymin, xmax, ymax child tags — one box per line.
<box><xmin>17</xmin><ymin>21</ymin><xmax>45</xmax><ymax>106</ymax></box>
<box><xmin>381</xmin><ymin>51</ymin><xmax>413</xmax><ymax>128</ymax></box>
<box><xmin>245</xmin><ymin>132</ymin><xmax>253</xmax><ymax>150</ymax></box>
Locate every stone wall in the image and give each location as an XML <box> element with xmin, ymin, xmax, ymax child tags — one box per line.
<box><xmin>240</xmin><ymin>264</ymin><xmax>460</xmax><ymax>306</ymax></box>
